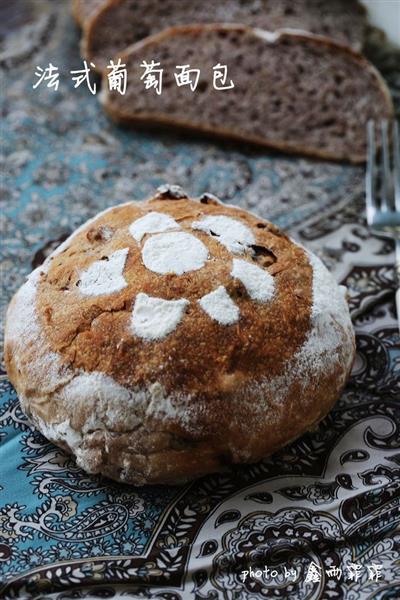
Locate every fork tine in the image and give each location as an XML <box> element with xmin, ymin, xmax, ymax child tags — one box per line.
<box><xmin>366</xmin><ymin>120</ymin><xmax>377</xmax><ymax>225</ymax></box>
<box><xmin>393</xmin><ymin>120</ymin><xmax>400</xmax><ymax>213</ymax></box>
<box><xmin>380</xmin><ymin>119</ymin><xmax>391</xmax><ymax>212</ymax></box>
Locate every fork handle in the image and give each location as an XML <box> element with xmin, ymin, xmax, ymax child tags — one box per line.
<box><xmin>396</xmin><ymin>240</ymin><xmax>400</xmax><ymax>333</ymax></box>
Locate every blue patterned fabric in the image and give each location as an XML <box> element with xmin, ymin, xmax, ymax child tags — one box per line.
<box><xmin>1</xmin><ymin>1</ymin><xmax>400</xmax><ymax>598</ymax></box>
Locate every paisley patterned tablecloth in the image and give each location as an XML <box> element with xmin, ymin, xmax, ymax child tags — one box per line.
<box><xmin>1</xmin><ymin>2</ymin><xmax>399</xmax><ymax>599</ymax></box>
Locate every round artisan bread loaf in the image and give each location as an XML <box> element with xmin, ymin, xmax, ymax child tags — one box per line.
<box><xmin>5</xmin><ymin>186</ymin><xmax>355</xmax><ymax>485</ymax></box>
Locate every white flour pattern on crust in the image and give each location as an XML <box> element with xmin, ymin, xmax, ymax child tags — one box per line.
<box><xmin>71</xmin><ymin>211</ymin><xmax>278</xmax><ymax>338</ymax></box>
<box><xmin>65</xmin><ymin>212</ymin><xmax>272</xmax><ymax>338</ymax></box>
<box><xmin>129</xmin><ymin>211</ymin><xmax>180</xmax><ymax>242</ymax></box>
<box><xmin>198</xmin><ymin>286</ymin><xmax>240</xmax><ymax>325</ymax></box>
<box><xmin>231</xmin><ymin>258</ymin><xmax>275</xmax><ymax>303</ymax></box>
<box><xmin>66</xmin><ymin>208</ymin><xmax>348</xmax><ymax>351</ymax></box>
<box><xmin>142</xmin><ymin>231</ymin><xmax>209</xmax><ymax>276</ymax></box>
<box><xmin>127</xmin><ymin>213</ymin><xmax>276</xmax><ymax>336</ymax></box>
<box><xmin>4</xmin><ymin>193</ymin><xmax>354</xmax><ymax>481</ymax></box>
<box><xmin>78</xmin><ymin>248</ymin><xmax>129</xmax><ymax>296</ymax></box>
<box><xmin>192</xmin><ymin>215</ymin><xmax>255</xmax><ymax>254</ymax></box>
<box><xmin>131</xmin><ymin>293</ymin><xmax>189</xmax><ymax>340</ymax></box>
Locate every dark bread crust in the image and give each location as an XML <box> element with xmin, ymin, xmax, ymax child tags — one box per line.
<box><xmin>84</xmin><ymin>0</ymin><xmax>368</xmax><ymax>71</ymax></box>
<box><xmin>5</xmin><ymin>191</ymin><xmax>355</xmax><ymax>485</ymax></box>
<box><xmin>102</xmin><ymin>24</ymin><xmax>393</xmax><ymax>164</ymax></box>
<box><xmin>72</xmin><ymin>0</ymin><xmax>108</xmax><ymax>29</ymax></box>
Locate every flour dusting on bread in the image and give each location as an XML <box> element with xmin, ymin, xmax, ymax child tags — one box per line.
<box><xmin>4</xmin><ymin>189</ymin><xmax>355</xmax><ymax>485</ymax></box>
<box><xmin>142</xmin><ymin>231</ymin><xmax>208</xmax><ymax>275</ymax></box>
<box><xmin>231</xmin><ymin>258</ymin><xmax>275</xmax><ymax>303</ymax></box>
<box><xmin>192</xmin><ymin>215</ymin><xmax>255</xmax><ymax>254</ymax></box>
<box><xmin>253</xmin><ymin>247</ymin><xmax>354</xmax><ymax>406</ymax></box>
<box><xmin>6</xmin><ymin>268</ymin><xmax>72</xmax><ymax>395</ymax></box>
<box><xmin>129</xmin><ymin>211</ymin><xmax>180</xmax><ymax>242</ymax></box>
<box><xmin>199</xmin><ymin>285</ymin><xmax>240</xmax><ymax>325</ymax></box>
<box><xmin>78</xmin><ymin>247</ymin><xmax>129</xmax><ymax>296</ymax></box>
<box><xmin>131</xmin><ymin>292</ymin><xmax>189</xmax><ymax>340</ymax></box>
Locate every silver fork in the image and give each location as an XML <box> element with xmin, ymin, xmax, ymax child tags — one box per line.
<box><xmin>366</xmin><ymin>119</ymin><xmax>400</xmax><ymax>331</ymax></box>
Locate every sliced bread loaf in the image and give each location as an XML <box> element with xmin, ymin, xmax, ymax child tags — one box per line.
<box><xmin>102</xmin><ymin>25</ymin><xmax>393</xmax><ymax>164</ymax></box>
<box><xmin>86</xmin><ymin>0</ymin><xmax>368</xmax><ymax>71</ymax></box>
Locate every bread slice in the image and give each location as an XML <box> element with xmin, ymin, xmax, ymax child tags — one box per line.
<box><xmin>102</xmin><ymin>25</ymin><xmax>393</xmax><ymax>164</ymax></box>
<box><xmin>86</xmin><ymin>0</ymin><xmax>368</xmax><ymax>72</ymax></box>
<box><xmin>72</xmin><ymin>0</ymin><xmax>108</xmax><ymax>28</ymax></box>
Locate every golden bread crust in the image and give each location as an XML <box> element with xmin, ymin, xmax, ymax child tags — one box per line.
<box><xmin>5</xmin><ymin>188</ymin><xmax>355</xmax><ymax>484</ymax></box>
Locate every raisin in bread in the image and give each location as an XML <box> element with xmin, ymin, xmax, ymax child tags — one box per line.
<box><xmin>84</xmin><ymin>0</ymin><xmax>368</xmax><ymax>71</ymax></box>
<box><xmin>102</xmin><ymin>25</ymin><xmax>393</xmax><ymax>164</ymax></box>
<box><xmin>5</xmin><ymin>186</ymin><xmax>355</xmax><ymax>485</ymax></box>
